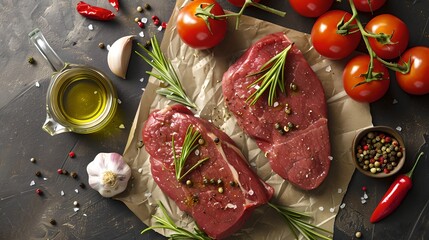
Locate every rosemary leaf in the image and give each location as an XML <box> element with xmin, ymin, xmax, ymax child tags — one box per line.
<box><xmin>246</xmin><ymin>43</ymin><xmax>293</xmax><ymax>106</ymax></box>
<box><xmin>141</xmin><ymin>202</ymin><xmax>212</xmax><ymax>240</ymax></box>
<box><xmin>173</xmin><ymin>125</ymin><xmax>208</xmax><ymax>181</ymax></box>
<box><xmin>135</xmin><ymin>36</ymin><xmax>197</xmax><ymax>110</ymax></box>
<box><xmin>268</xmin><ymin>202</ymin><xmax>333</xmax><ymax>240</ymax></box>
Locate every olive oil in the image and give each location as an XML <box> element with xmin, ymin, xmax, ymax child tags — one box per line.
<box><xmin>59</xmin><ymin>77</ymin><xmax>107</xmax><ymax>125</ymax></box>
<box><xmin>47</xmin><ymin>67</ymin><xmax>117</xmax><ymax>134</ymax></box>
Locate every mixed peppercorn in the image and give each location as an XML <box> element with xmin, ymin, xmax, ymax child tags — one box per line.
<box><xmin>355</xmin><ymin>131</ymin><xmax>404</xmax><ymax>174</ymax></box>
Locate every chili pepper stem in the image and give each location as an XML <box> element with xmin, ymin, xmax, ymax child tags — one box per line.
<box><xmin>405</xmin><ymin>152</ymin><xmax>424</xmax><ymax>178</ymax></box>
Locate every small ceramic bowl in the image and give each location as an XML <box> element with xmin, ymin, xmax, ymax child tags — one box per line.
<box><xmin>352</xmin><ymin>126</ymin><xmax>406</xmax><ymax>178</ymax></box>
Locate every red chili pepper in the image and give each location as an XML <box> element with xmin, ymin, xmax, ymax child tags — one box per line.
<box><xmin>108</xmin><ymin>0</ymin><xmax>119</xmax><ymax>11</ymax></box>
<box><xmin>76</xmin><ymin>1</ymin><xmax>115</xmax><ymax>21</ymax></box>
<box><xmin>370</xmin><ymin>152</ymin><xmax>425</xmax><ymax>223</ymax></box>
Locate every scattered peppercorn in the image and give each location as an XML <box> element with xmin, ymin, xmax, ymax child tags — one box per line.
<box><xmin>161</xmin><ymin>22</ymin><xmax>167</xmax><ymax>29</ymax></box>
<box><xmin>213</xmin><ymin>137</ymin><xmax>220</xmax><ymax>144</ymax></box>
<box><xmin>79</xmin><ymin>182</ymin><xmax>86</xmax><ymax>188</ymax></box>
<box><xmin>98</xmin><ymin>42</ymin><xmax>105</xmax><ymax>49</ymax></box>
<box><xmin>70</xmin><ymin>172</ymin><xmax>78</xmax><ymax>179</ymax></box>
<box><xmin>198</xmin><ymin>138</ymin><xmax>205</xmax><ymax>145</ymax></box>
<box><xmin>217</xmin><ymin>179</ymin><xmax>223</xmax><ymax>185</ymax></box>
<box><xmin>289</xmin><ymin>82</ymin><xmax>298</xmax><ymax>91</ymax></box>
<box><xmin>30</xmin><ymin>157</ymin><xmax>36</xmax><ymax>163</ymax></box>
<box><xmin>355</xmin><ymin>231</ymin><xmax>362</xmax><ymax>238</ymax></box>
<box><xmin>28</xmin><ymin>57</ymin><xmax>35</xmax><ymax>64</ymax></box>
<box><xmin>35</xmin><ymin>171</ymin><xmax>42</xmax><ymax>177</ymax></box>
<box><xmin>144</xmin><ymin>40</ymin><xmax>151</xmax><ymax>49</ymax></box>
<box><xmin>144</xmin><ymin>3</ymin><xmax>151</xmax><ymax>10</ymax></box>
<box><xmin>50</xmin><ymin>219</ymin><xmax>57</xmax><ymax>225</ymax></box>
<box><xmin>210</xmin><ymin>178</ymin><xmax>215</xmax><ymax>184</ymax></box>
<box><xmin>35</xmin><ymin>188</ymin><xmax>43</xmax><ymax>195</ymax></box>
<box><xmin>57</xmin><ymin>168</ymin><xmax>63</xmax><ymax>174</ymax></box>
<box><xmin>218</xmin><ymin>187</ymin><xmax>224</xmax><ymax>194</ymax></box>
<box><xmin>134</xmin><ymin>17</ymin><xmax>140</xmax><ymax>23</ymax></box>
<box><xmin>153</xmin><ymin>19</ymin><xmax>160</xmax><ymax>26</ymax></box>
<box><xmin>186</xmin><ymin>179</ymin><xmax>192</xmax><ymax>186</ymax></box>
<box><xmin>229</xmin><ymin>181</ymin><xmax>236</xmax><ymax>187</ymax></box>
<box><xmin>138</xmin><ymin>21</ymin><xmax>145</xmax><ymax>28</ymax></box>
<box><xmin>68</xmin><ymin>151</ymin><xmax>76</xmax><ymax>158</ymax></box>
<box><xmin>73</xmin><ymin>201</ymin><xmax>79</xmax><ymax>207</ymax></box>
<box><xmin>136</xmin><ymin>6</ymin><xmax>143</xmax><ymax>12</ymax></box>
<box><xmin>62</xmin><ymin>170</ymin><xmax>68</xmax><ymax>175</ymax></box>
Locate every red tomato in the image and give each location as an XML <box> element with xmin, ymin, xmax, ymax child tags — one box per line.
<box><xmin>311</xmin><ymin>10</ymin><xmax>361</xmax><ymax>60</ymax></box>
<box><xmin>343</xmin><ymin>55</ymin><xmax>390</xmax><ymax>102</ymax></box>
<box><xmin>396</xmin><ymin>47</ymin><xmax>429</xmax><ymax>95</ymax></box>
<box><xmin>353</xmin><ymin>0</ymin><xmax>387</xmax><ymax>12</ymax></box>
<box><xmin>177</xmin><ymin>0</ymin><xmax>227</xmax><ymax>49</ymax></box>
<box><xmin>365</xmin><ymin>14</ymin><xmax>409</xmax><ymax>59</ymax></box>
<box><xmin>227</xmin><ymin>0</ymin><xmax>261</xmax><ymax>7</ymax></box>
<box><xmin>289</xmin><ymin>0</ymin><xmax>334</xmax><ymax>18</ymax></box>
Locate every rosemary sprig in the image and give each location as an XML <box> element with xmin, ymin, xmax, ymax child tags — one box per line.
<box><xmin>246</xmin><ymin>43</ymin><xmax>293</xmax><ymax>106</ymax></box>
<box><xmin>135</xmin><ymin>36</ymin><xmax>197</xmax><ymax>110</ymax></box>
<box><xmin>173</xmin><ymin>125</ymin><xmax>209</xmax><ymax>181</ymax></box>
<box><xmin>141</xmin><ymin>201</ymin><xmax>212</xmax><ymax>240</ymax></box>
<box><xmin>268</xmin><ymin>203</ymin><xmax>333</xmax><ymax>240</ymax></box>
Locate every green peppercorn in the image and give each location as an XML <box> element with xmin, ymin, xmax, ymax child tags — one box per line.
<box><xmin>136</xmin><ymin>6</ymin><xmax>143</xmax><ymax>12</ymax></box>
<box><xmin>35</xmin><ymin>171</ymin><xmax>42</xmax><ymax>177</ymax></box>
<box><xmin>28</xmin><ymin>57</ymin><xmax>35</xmax><ymax>64</ymax></box>
<box><xmin>210</xmin><ymin>178</ymin><xmax>215</xmax><ymax>184</ymax></box>
<box><xmin>289</xmin><ymin>82</ymin><xmax>298</xmax><ymax>91</ymax></box>
<box><xmin>217</xmin><ymin>179</ymin><xmax>222</xmax><ymax>185</ymax></box>
<box><xmin>98</xmin><ymin>42</ymin><xmax>105</xmax><ymax>49</ymax></box>
<box><xmin>186</xmin><ymin>179</ymin><xmax>192</xmax><ymax>186</ymax></box>
<box><xmin>218</xmin><ymin>187</ymin><xmax>224</xmax><ymax>194</ymax></box>
<box><xmin>198</xmin><ymin>138</ymin><xmax>205</xmax><ymax>145</ymax></box>
<box><xmin>144</xmin><ymin>3</ymin><xmax>151</xmax><ymax>10</ymax></box>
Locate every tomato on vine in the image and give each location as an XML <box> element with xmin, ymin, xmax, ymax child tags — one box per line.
<box><xmin>365</xmin><ymin>14</ymin><xmax>409</xmax><ymax>60</ymax></box>
<box><xmin>176</xmin><ymin>0</ymin><xmax>227</xmax><ymax>50</ymax></box>
<box><xmin>311</xmin><ymin>10</ymin><xmax>361</xmax><ymax>60</ymax></box>
<box><xmin>343</xmin><ymin>54</ymin><xmax>390</xmax><ymax>103</ymax></box>
<box><xmin>353</xmin><ymin>0</ymin><xmax>386</xmax><ymax>12</ymax></box>
<box><xmin>289</xmin><ymin>0</ymin><xmax>334</xmax><ymax>18</ymax></box>
<box><xmin>396</xmin><ymin>47</ymin><xmax>429</xmax><ymax>95</ymax></box>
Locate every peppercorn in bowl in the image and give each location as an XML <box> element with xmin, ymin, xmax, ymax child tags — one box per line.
<box><xmin>352</xmin><ymin>126</ymin><xmax>406</xmax><ymax>178</ymax></box>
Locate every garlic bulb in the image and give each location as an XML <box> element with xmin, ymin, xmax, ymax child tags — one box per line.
<box><xmin>87</xmin><ymin>152</ymin><xmax>131</xmax><ymax>198</ymax></box>
<box><xmin>107</xmin><ymin>35</ymin><xmax>134</xmax><ymax>79</ymax></box>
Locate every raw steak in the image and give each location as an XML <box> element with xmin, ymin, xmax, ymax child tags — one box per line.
<box><xmin>142</xmin><ymin>104</ymin><xmax>274</xmax><ymax>239</ymax></box>
<box><xmin>222</xmin><ymin>32</ymin><xmax>331</xmax><ymax>190</ymax></box>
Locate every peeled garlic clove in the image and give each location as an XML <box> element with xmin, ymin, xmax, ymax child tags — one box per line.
<box><xmin>107</xmin><ymin>35</ymin><xmax>134</xmax><ymax>79</ymax></box>
<box><xmin>87</xmin><ymin>152</ymin><xmax>131</xmax><ymax>198</ymax></box>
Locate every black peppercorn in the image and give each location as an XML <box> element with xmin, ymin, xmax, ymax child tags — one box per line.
<box><xmin>50</xmin><ymin>219</ymin><xmax>57</xmax><ymax>225</ymax></box>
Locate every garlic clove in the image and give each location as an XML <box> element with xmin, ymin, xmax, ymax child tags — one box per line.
<box><xmin>107</xmin><ymin>35</ymin><xmax>134</xmax><ymax>79</ymax></box>
<box><xmin>87</xmin><ymin>152</ymin><xmax>131</xmax><ymax>198</ymax></box>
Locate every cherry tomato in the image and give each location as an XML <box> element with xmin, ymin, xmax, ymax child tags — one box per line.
<box><xmin>289</xmin><ymin>0</ymin><xmax>334</xmax><ymax>18</ymax></box>
<box><xmin>177</xmin><ymin>0</ymin><xmax>227</xmax><ymax>49</ymax></box>
<box><xmin>311</xmin><ymin>10</ymin><xmax>361</xmax><ymax>60</ymax></box>
<box><xmin>353</xmin><ymin>0</ymin><xmax>386</xmax><ymax>12</ymax></box>
<box><xmin>396</xmin><ymin>47</ymin><xmax>429</xmax><ymax>95</ymax></box>
<box><xmin>227</xmin><ymin>0</ymin><xmax>261</xmax><ymax>7</ymax></box>
<box><xmin>365</xmin><ymin>14</ymin><xmax>409</xmax><ymax>60</ymax></box>
<box><xmin>343</xmin><ymin>55</ymin><xmax>390</xmax><ymax>102</ymax></box>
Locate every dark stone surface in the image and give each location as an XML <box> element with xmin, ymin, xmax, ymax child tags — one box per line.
<box><xmin>0</xmin><ymin>0</ymin><xmax>428</xmax><ymax>239</ymax></box>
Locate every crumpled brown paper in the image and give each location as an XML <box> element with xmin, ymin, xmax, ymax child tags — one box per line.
<box><xmin>116</xmin><ymin>0</ymin><xmax>373</xmax><ymax>239</ymax></box>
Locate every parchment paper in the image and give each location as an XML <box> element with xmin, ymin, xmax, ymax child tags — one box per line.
<box><xmin>116</xmin><ymin>0</ymin><xmax>373</xmax><ymax>239</ymax></box>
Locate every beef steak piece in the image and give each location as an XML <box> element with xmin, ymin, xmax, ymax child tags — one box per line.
<box><xmin>142</xmin><ymin>104</ymin><xmax>274</xmax><ymax>239</ymax></box>
<box><xmin>222</xmin><ymin>32</ymin><xmax>331</xmax><ymax>190</ymax></box>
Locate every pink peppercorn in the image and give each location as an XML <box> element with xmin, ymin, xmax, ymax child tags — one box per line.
<box><xmin>161</xmin><ymin>22</ymin><xmax>167</xmax><ymax>29</ymax></box>
<box><xmin>362</xmin><ymin>186</ymin><xmax>367</xmax><ymax>191</ymax></box>
<box><xmin>138</xmin><ymin>21</ymin><xmax>145</xmax><ymax>28</ymax></box>
<box><xmin>57</xmin><ymin>168</ymin><xmax>63</xmax><ymax>174</ymax></box>
<box><xmin>68</xmin><ymin>151</ymin><xmax>76</xmax><ymax>158</ymax></box>
<box><xmin>36</xmin><ymin>188</ymin><xmax>43</xmax><ymax>195</ymax></box>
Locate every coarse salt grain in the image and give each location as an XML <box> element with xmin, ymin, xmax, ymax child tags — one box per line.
<box><xmin>83</xmin><ymin>213</ymin><xmax>87</xmax><ymax>217</ymax></box>
<box><xmin>337</xmin><ymin>188</ymin><xmax>342</xmax><ymax>194</ymax></box>
<box><xmin>43</xmin><ymin>178</ymin><xmax>48</xmax><ymax>181</ymax></box>
<box><xmin>61</xmin><ymin>190</ymin><xmax>65</xmax><ymax>196</ymax></box>
<box><xmin>273</xmin><ymin>102</ymin><xmax>279</xmax><ymax>107</ymax></box>
<box><xmin>73</xmin><ymin>207</ymin><xmax>80</xmax><ymax>212</ymax></box>
<box><xmin>396</xmin><ymin>126</ymin><xmax>402</xmax><ymax>131</ymax></box>
<box><xmin>106</xmin><ymin>45</ymin><xmax>111</xmax><ymax>51</ymax></box>
<box><xmin>142</xmin><ymin>88</ymin><xmax>145</xmax><ymax>91</ymax></box>
<box><xmin>144</xmin><ymin>192</ymin><xmax>152</xmax><ymax>197</ymax></box>
<box><xmin>139</xmin><ymin>31</ymin><xmax>144</xmax><ymax>38</ymax></box>
<box><xmin>140</xmin><ymin>78</ymin><xmax>145</xmax><ymax>82</ymax></box>
<box><xmin>141</xmin><ymin>17</ymin><xmax>148</xmax><ymax>23</ymax></box>
<box><xmin>157</xmin><ymin>26</ymin><xmax>163</xmax><ymax>31</ymax></box>
<box><xmin>393</xmin><ymin>99</ymin><xmax>398</xmax><ymax>104</ymax></box>
<box><xmin>88</xmin><ymin>24</ymin><xmax>94</xmax><ymax>30</ymax></box>
<box><xmin>250</xmin><ymin>162</ymin><xmax>256</xmax><ymax>167</ymax></box>
<box><xmin>35</xmin><ymin>81</ymin><xmax>40</xmax><ymax>87</ymax></box>
<box><xmin>119</xmin><ymin>124</ymin><xmax>125</xmax><ymax>129</ymax></box>
<box><xmin>328</xmin><ymin>156</ymin><xmax>334</xmax><ymax>161</ymax></box>
<box><xmin>30</xmin><ymin>180</ymin><xmax>35</xmax><ymax>186</ymax></box>
<box><xmin>330</xmin><ymin>207</ymin><xmax>335</xmax><ymax>213</ymax></box>
<box><xmin>195</xmin><ymin>149</ymin><xmax>200</xmax><ymax>156</ymax></box>
<box><xmin>340</xmin><ymin>203</ymin><xmax>346</xmax><ymax>209</ymax></box>
<box><xmin>325</xmin><ymin>65</ymin><xmax>332</xmax><ymax>72</ymax></box>
<box><xmin>226</xmin><ymin>203</ymin><xmax>237</xmax><ymax>209</ymax></box>
<box><xmin>117</xmin><ymin>99</ymin><xmax>122</xmax><ymax>104</ymax></box>
<box><xmin>248</xmin><ymin>189</ymin><xmax>254</xmax><ymax>196</ymax></box>
<box><xmin>75</xmin><ymin>189</ymin><xmax>79</xmax><ymax>193</ymax></box>
<box><xmin>363</xmin><ymin>192</ymin><xmax>368</xmax><ymax>199</ymax></box>
<box><xmin>319</xmin><ymin>206</ymin><xmax>324</xmax><ymax>211</ymax></box>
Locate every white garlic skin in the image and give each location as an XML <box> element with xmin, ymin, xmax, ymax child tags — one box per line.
<box><xmin>87</xmin><ymin>152</ymin><xmax>131</xmax><ymax>198</ymax></box>
<box><xmin>107</xmin><ymin>35</ymin><xmax>134</xmax><ymax>79</ymax></box>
